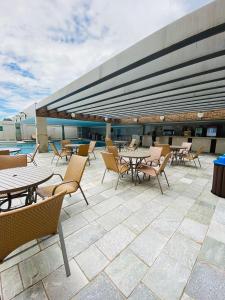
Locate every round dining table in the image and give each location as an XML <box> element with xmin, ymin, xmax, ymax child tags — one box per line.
<box><xmin>170</xmin><ymin>145</ymin><xmax>187</xmax><ymax>164</ymax></box>
<box><xmin>119</xmin><ymin>150</ymin><xmax>151</xmax><ymax>182</ymax></box>
<box><xmin>65</xmin><ymin>143</ymin><xmax>85</xmax><ymax>153</ymax></box>
<box><xmin>113</xmin><ymin>140</ymin><xmax>128</xmax><ymax>151</ymax></box>
<box><xmin>0</xmin><ymin>166</ymin><xmax>53</xmax><ymax>211</ymax></box>
<box><xmin>0</xmin><ymin>147</ymin><xmax>21</xmax><ymax>154</ymax></box>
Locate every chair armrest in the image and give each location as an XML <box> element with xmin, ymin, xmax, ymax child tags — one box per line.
<box><xmin>53</xmin><ymin>173</ymin><xmax>64</xmax><ymax>181</ymax></box>
<box><xmin>52</xmin><ymin>180</ymin><xmax>76</xmax><ymax>195</ymax></box>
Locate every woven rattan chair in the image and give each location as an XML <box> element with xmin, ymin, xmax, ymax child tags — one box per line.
<box><xmin>105</xmin><ymin>139</ymin><xmax>113</xmax><ymax>147</ymax></box>
<box><xmin>88</xmin><ymin>141</ymin><xmax>97</xmax><ymax>159</ymax></box>
<box><xmin>101</xmin><ymin>151</ymin><xmax>130</xmax><ymax>190</ymax></box>
<box><xmin>154</xmin><ymin>143</ymin><xmax>171</xmax><ymax>157</ymax></box>
<box><xmin>107</xmin><ymin>146</ymin><xmax>128</xmax><ymax>164</ymax></box>
<box><xmin>126</xmin><ymin>138</ymin><xmax>137</xmax><ymax>151</ymax></box>
<box><xmin>61</xmin><ymin>139</ymin><xmax>72</xmax><ymax>158</ymax></box>
<box><xmin>77</xmin><ymin>144</ymin><xmax>90</xmax><ymax>165</ymax></box>
<box><xmin>27</xmin><ymin>143</ymin><xmax>40</xmax><ymax>166</ymax></box>
<box><xmin>143</xmin><ymin>146</ymin><xmax>162</xmax><ymax>166</ymax></box>
<box><xmin>183</xmin><ymin>146</ymin><xmax>204</xmax><ymax>167</ymax></box>
<box><xmin>0</xmin><ymin>191</ymin><xmax>71</xmax><ymax>277</ymax></box>
<box><xmin>0</xmin><ymin>155</ymin><xmax>28</xmax><ymax>211</ymax></box>
<box><xmin>0</xmin><ymin>150</ymin><xmax>10</xmax><ymax>155</ymax></box>
<box><xmin>50</xmin><ymin>142</ymin><xmax>68</xmax><ymax>165</ymax></box>
<box><xmin>137</xmin><ymin>153</ymin><xmax>171</xmax><ymax>194</ymax></box>
<box><xmin>177</xmin><ymin>142</ymin><xmax>192</xmax><ymax>161</ymax></box>
<box><xmin>36</xmin><ymin>155</ymin><xmax>88</xmax><ymax>205</ymax></box>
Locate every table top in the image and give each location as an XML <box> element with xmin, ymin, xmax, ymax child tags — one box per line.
<box><xmin>170</xmin><ymin>145</ymin><xmax>187</xmax><ymax>150</ymax></box>
<box><xmin>119</xmin><ymin>150</ymin><xmax>151</xmax><ymax>159</ymax></box>
<box><xmin>0</xmin><ymin>166</ymin><xmax>53</xmax><ymax>194</ymax></box>
<box><xmin>114</xmin><ymin>140</ymin><xmax>128</xmax><ymax>144</ymax></box>
<box><xmin>0</xmin><ymin>147</ymin><xmax>21</xmax><ymax>153</ymax></box>
<box><xmin>65</xmin><ymin>143</ymin><xmax>85</xmax><ymax>148</ymax></box>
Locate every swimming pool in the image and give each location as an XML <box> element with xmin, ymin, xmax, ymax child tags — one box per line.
<box><xmin>0</xmin><ymin>140</ymin><xmax>105</xmax><ymax>154</ymax></box>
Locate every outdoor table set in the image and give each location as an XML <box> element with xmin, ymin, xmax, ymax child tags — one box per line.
<box><xmin>65</xmin><ymin>143</ymin><xmax>85</xmax><ymax>154</ymax></box>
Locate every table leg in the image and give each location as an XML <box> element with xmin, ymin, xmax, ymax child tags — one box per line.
<box><xmin>25</xmin><ymin>187</ymin><xmax>36</xmax><ymax>206</ymax></box>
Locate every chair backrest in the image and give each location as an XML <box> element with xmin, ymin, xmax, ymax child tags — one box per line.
<box><xmin>158</xmin><ymin>153</ymin><xmax>171</xmax><ymax>174</ymax></box>
<box><xmin>64</xmin><ymin>155</ymin><xmax>87</xmax><ymax>184</ymax></box>
<box><xmin>50</xmin><ymin>143</ymin><xmax>60</xmax><ymax>156</ymax></box>
<box><xmin>105</xmin><ymin>140</ymin><xmax>113</xmax><ymax>147</ymax></box>
<box><xmin>194</xmin><ymin>146</ymin><xmax>204</xmax><ymax>157</ymax></box>
<box><xmin>107</xmin><ymin>146</ymin><xmax>119</xmax><ymax>159</ymax></box>
<box><xmin>77</xmin><ymin>144</ymin><xmax>89</xmax><ymax>156</ymax></box>
<box><xmin>0</xmin><ymin>150</ymin><xmax>10</xmax><ymax>155</ymax></box>
<box><xmin>156</xmin><ymin>144</ymin><xmax>171</xmax><ymax>157</ymax></box>
<box><xmin>31</xmin><ymin>144</ymin><xmax>40</xmax><ymax>161</ymax></box>
<box><xmin>101</xmin><ymin>151</ymin><xmax>119</xmax><ymax>173</ymax></box>
<box><xmin>88</xmin><ymin>141</ymin><xmax>96</xmax><ymax>153</ymax></box>
<box><xmin>149</xmin><ymin>146</ymin><xmax>162</xmax><ymax>161</ymax></box>
<box><xmin>181</xmin><ymin>142</ymin><xmax>192</xmax><ymax>152</ymax></box>
<box><xmin>0</xmin><ymin>155</ymin><xmax>27</xmax><ymax>170</ymax></box>
<box><xmin>0</xmin><ymin>191</ymin><xmax>65</xmax><ymax>262</ymax></box>
<box><xmin>129</xmin><ymin>139</ymin><xmax>136</xmax><ymax>148</ymax></box>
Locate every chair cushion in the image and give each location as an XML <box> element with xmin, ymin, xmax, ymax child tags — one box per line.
<box><xmin>37</xmin><ymin>182</ymin><xmax>77</xmax><ymax>198</ymax></box>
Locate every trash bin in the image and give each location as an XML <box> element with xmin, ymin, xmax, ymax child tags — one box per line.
<box><xmin>212</xmin><ymin>155</ymin><xmax>225</xmax><ymax>198</ymax></box>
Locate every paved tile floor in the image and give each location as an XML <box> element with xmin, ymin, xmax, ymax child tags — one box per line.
<box><xmin>1</xmin><ymin>149</ymin><xmax>225</xmax><ymax>300</ymax></box>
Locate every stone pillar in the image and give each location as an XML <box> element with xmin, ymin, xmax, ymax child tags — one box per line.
<box><xmin>36</xmin><ymin>117</ymin><xmax>48</xmax><ymax>153</ymax></box>
<box><xmin>106</xmin><ymin>123</ymin><xmax>111</xmax><ymax>139</ymax></box>
<box><xmin>62</xmin><ymin>125</ymin><xmax>65</xmax><ymax>140</ymax></box>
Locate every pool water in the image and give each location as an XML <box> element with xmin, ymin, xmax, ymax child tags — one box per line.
<box><xmin>0</xmin><ymin>140</ymin><xmax>105</xmax><ymax>154</ymax></box>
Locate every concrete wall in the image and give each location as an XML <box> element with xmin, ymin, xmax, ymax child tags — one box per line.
<box><xmin>0</xmin><ymin>121</ymin><xmax>16</xmax><ymax>141</ymax></box>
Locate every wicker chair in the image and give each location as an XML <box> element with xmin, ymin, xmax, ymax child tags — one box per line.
<box><xmin>0</xmin><ymin>155</ymin><xmax>28</xmax><ymax>211</ymax></box>
<box><xmin>136</xmin><ymin>153</ymin><xmax>171</xmax><ymax>194</ymax></box>
<box><xmin>101</xmin><ymin>151</ymin><xmax>130</xmax><ymax>190</ymax></box>
<box><xmin>107</xmin><ymin>146</ymin><xmax>128</xmax><ymax>164</ymax></box>
<box><xmin>27</xmin><ymin>143</ymin><xmax>40</xmax><ymax>166</ymax></box>
<box><xmin>105</xmin><ymin>139</ymin><xmax>113</xmax><ymax>148</ymax></box>
<box><xmin>61</xmin><ymin>139</ymin><xmax>72</xmax><ymax>157</ymax></box>
<box><xmin>0</xmin><ymin>191</ymin><xmax>71</xmax><ymax>277</ymax></box>
<box><xmin>77</xmin><ymin>144</ymin><xmax>90</xmax><ymax>165</ymax></box>
<box><xmin>0</xmin><ymin>150</ymin><xmax>10</xmax><ymax>155</ymax></box>
<box><xmin>154</xmin><ymin>143</ymin><xmax>171</xmax><ymax>157</ymax></box>
<box><xmin>177</xmin><ymin>142</ymin><xmax>192</xmax><ymax>161</ymax></box>
<box><xmin>50</xmin><ymin>143</ymin><xmax>68</xmax><ymax>165</ymax></box>
<box><xmin>143</xmin><ymin>146</ymin><xmax>162</xmax><ymax>166</ymax></box>
<box><xmin>88</xmin><ymin>141</ymin><xmax>97</xmax><ymax>159</ymax></box>
<box><xmin>126</xmin><ymin>138</ymin><xmax>138</xmax><ymax>151</ymax></box>
<box><xmin>183</xmin><ymin>146</ymin><xmax>204</xmax><ymax>167</ymax></box>
<box><xmin>36</xmin><ymin>155</ymin><xmax>88</xmax><ymax>205</ymax></box>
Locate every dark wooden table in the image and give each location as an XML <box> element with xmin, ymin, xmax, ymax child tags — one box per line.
<box><xmin>0</xmin><ymin>166</ymin><xmax>53</xmax><ymax>210</ymax></box>
<box><xmin>119</xmin><ymin>150</ymin><xmax>151</xmax><ymax>182</ymax></box>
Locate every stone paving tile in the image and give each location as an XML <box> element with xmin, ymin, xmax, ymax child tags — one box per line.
<box><xmin>180</xmin><ymin>293</ymin><xmax>195</xmax><ymax>300</ymax></box>
<box><xmin>95</xmin><ymin>224</ymin><xmax>135</xmax><ymax>260</ymax></box>
<box><xmin>163</xmin><ymin>232</ymin><xmax>200</xmax><ymax>270</ymax></box>
<box><xmin>81</xmin><ymin>208</ymin><xmax>99</xmax><ymax>222</ymax></box>
<box><xmin>96</xmin><ymin>205</ymin><xmax>132</xmax><ymax>231</ymax></box>
<box><xmin>72</xmin><ymin>273</ymin><xmax>124</xmax><ymax>300</ymax></box>
<box><xmin>123</xmin><ymin>201</ymin><xmax>165</xmax><ymax>234</ymax></box>
<box><xmin>128</xmin><ymin>283</ymin><xmax>159</xmax><ymax>300</ymax></box>
<box><xmin>129</xmin><ymin>227</ymin><xmax>168</xmax><ymax>266</ymax></box>
<box><xmin>169</xmin><ymin>195</ymin><xmax>195</xmax><ymax>215</ymax></box>
<box><xmin>143</xmin><ymin>253</ymin><xmax>191</xmax><ymax>300</ymax></box>
<box><xmin>105</xmin><ymin>250</ymin><xmax>148</xmax><ymax>297</ymax></box>
<box><xmin>11</xmin><ymin>282</ymin><xmax>48</xmax><ymax>300</ymax></box>
<box><xmin>65</xmin><ymin>223</ymin><xmax>106</xmax><ymax>258</ymax></box>
<box><xmin>178</xmin><ymin>218</ymin><xmax>208</xmax><ymax>243</ymax></box>
<box><xmin>186</xmin><ymin>203</ymin><xmax>215</xmax><ymax>225</ymax></box>
<box><xmin>43</xmin><ymin>259</ymin><xmax>88</xmax><ymax>300</ymax></box>
<box><xmin>75</xmin><ymin>245</ymin><xmax>109</xmax><ymax>280</ymax></box>
<box><xmin>207</xmin><ymin>221</ymin><xmax>225</xmax><ymax>244</ymax></box>
<box><xmin>211</xmin><ymin>199</ymin><xmax>225</xmax><ymax>225</ymax></box>
<box><xmin>64</xmin><ymin>200</ymin><xmax>89</xmax><ymax>216</ymax></box>
<box><xmin>92</xmin><ymin>196</ymin><xmax>124</xmax><ymax>216</ymax></box>
<box><xmin>185</xmin><ymin>262</ymin><xmax>225</xmax><ymax>300</ymax></box>
<box><xmin>1</xmin><ymin>265</ymin><xmax>23</xmax><ymax>300</ymax></box>
<box><xmin>198</xmin><ymin>236</ymin><xmax>225</xmax><ymax>271</ymax></box>
<box><xmin>150</xmin><ymin>206</ymin><xmax>184</xmax><ymax>238</ymax></box>
<box><xmin>19</xmin><ymin>244</ymin><xmax>64</xmax><ymax>288</ymax></box>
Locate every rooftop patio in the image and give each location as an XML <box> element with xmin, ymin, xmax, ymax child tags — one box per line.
<box><xmin>0</xmin><ymin>149</ymin><xmax>224</xmax><ymax>300</ymax></box>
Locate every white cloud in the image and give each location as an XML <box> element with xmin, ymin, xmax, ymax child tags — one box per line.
<box><xmin>0</xmin><ymin>0</ymin><xmax>213</xmax><ymax>119</ymax></box>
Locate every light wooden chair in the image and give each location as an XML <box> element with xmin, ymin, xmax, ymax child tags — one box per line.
<box><xmin>77</xmin><ymin>144</ymin><xmax>90</xmax><ymax>165</ymax></box>
<box><xmin>88</xmin><ymin>141</ymin><xmax>97</xmax><ymax>159</ymax></box>
<box><xmin>27</xmin><ymin>144</ymin><xmax>40</xmax><ymax>166</ymax></box>
<box><xmin>183</xmin><ymin>146</ymin><xmax>204</xmax><ymax>167</ymax></box>
<box><xmin>50</xmin><ymin>142</ymin><xmax>68</xmax><ymax>165</ymax></box>
<box><xmin>0</xmin><ymin>191</ymin><xmax>71</xmax><ymax>277</ymax></box>
<box><xmin>0</xmin><ymin>155</ymin><xmax>28</xmax><ymax>211</ymax></box>
<box><xmin>0</xmin><ymin>150</ymin><xmax>10</xmax><ymax>155</ymax></box>
<box><xmin>137</xmin><ymin>153</ymin><xmax>171</xmax><ymax>194</ymax></box>
<box><xmin>36</xmin><ymin>155</ymin><xmax>88</xmax><ymax>205</ymax></box>
<box><xmin>101</xmin><ymin>151</ymin><xmax>130</xmax><ymax>190</ymax></box>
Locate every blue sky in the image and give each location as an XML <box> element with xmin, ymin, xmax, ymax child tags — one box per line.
<box><xmin>0</xmin><ymin>0</ymin><xmax>213</xmax><ymax>120</ymax></box>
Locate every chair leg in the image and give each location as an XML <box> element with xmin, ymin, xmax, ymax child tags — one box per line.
<box><xmin>163</xmin><ymin>171</ymin><xmax>169</xmax><ymax>187</ymax></box>
<box><xmin>156</xmin><ymin>175</ymin><xmax>163</xmax><ymax>194</ymax></box>
<box><xmin>198</xmin><ymin>157</ymin><xmax>201</xmax><ymax>168</ymax></box>
<box><xmin>193</xmin><ymin>159</ymin><xmax>197</xmax><ymax>168</ymax></box>
<box><xmin>51</xmin><ymin>155</ymin><xmax>55</xmax><ymax>164</ymax></box>
<box><xmin>33</xmin><ymin>160</ymin><xmax>37</xmax><ymax>166</ymax></box>
<box><xmin>115</xmin><ymin>174</ymin><xmax>120</xmax><ymax>190</ymax></box>
<box><xmin>58</xmin><ymin>222</ymin><xmax>71</xmax><ymax>277</ymax></box>
<box><xmin>93</xmin><ymin>151</ymin><xmax>96</xmax><ymax>159</ymax></box>
<box><xmin>56</xmin><ymin>157</ymin><xmax>60</xmax><ymax>166</ymax></box>
<box><xmin>101</xmin><ymin>169</ymin><xmax>107</xmax><ymax>183</ymax></box>
<box><xmin>79</xmin><ymin>184</ymin><xmax>89</xmax><ymax>205</ymax></box>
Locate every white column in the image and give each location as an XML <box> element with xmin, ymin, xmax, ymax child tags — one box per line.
<box><xmin>106</xmin><ymin>123</ymin><xmax>111</xmax><ymax>139</ymax></box>
<box><xmin>36</xmin><ymin>117</ymin><xmax>48</xmax><ymax>153</ymax></box>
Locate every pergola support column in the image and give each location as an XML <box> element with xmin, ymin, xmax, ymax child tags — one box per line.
<box><xmin>36</xmin><ymin>117</ymin><xmax>48</xmax><ymax>153</ymax></box>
